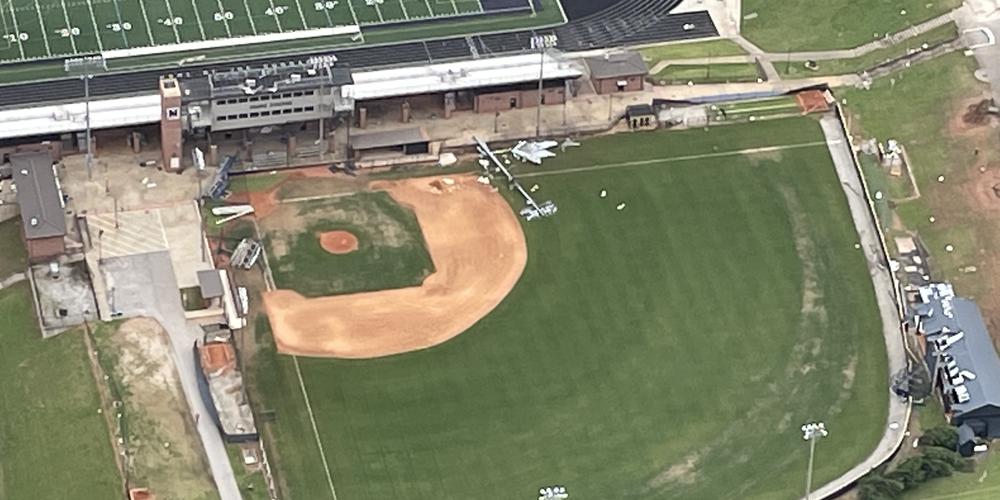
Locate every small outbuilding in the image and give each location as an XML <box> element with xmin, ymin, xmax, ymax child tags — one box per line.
<box><xmin>11</xmin><ymin>152</ymin><xmax>66</xmax><ymax>263</ymax></box>
<box><xmin>625</xmin><ymin>104</ymin><xmax>658</xmax><ymax>130</ymax></box>
<box><xmin>585</xmin><ymin>52</ymin><xmax>648</xmax><ymax>94</ymax></box>
<box><xmin>349</xmin><ymin>127</ymin><xmax>430</xmax><ymax>160</ymax></box>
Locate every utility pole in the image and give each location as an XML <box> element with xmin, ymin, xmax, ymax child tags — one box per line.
<box><xmin>802</xmin><ymin>422</ymin><xmax>829</xmax><ymax>500</ymax></box>
<box><xmin>64</xmin><ymin>56</ymin><xmax>106</xmax><ymax>181</ymax></box>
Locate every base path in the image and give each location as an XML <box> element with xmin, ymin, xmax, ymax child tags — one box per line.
<box><xmin>264</xmin><ymin>175</ymin><xmax>527</xmax><ymax>358</ymax></box>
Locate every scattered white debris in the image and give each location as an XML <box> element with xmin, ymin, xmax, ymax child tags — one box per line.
<box><xmin>889</xmin><ymin>422</ymin><xmax>900</xmax><ymax>430</ymax></box>
<box><xmin>616</xmin><ymin>203</ymin><xmax>626</xmax><ymax>211</ymax></box>
<box><xmin>937</xmin><ymin>175</ymin><xmax>946</xmax><ymax>183</ymax></box>
<box><xmin>945</xmin><ymin>244</ymin><xmax>954</xmax><ymax>253</ymax></box>
<box><xmin>530</xmin><ymin>184</ymin><xmax>540</xmax><ymax>193</ymax></box>
<box><xmin>140</xmin><ymin>177</ymin><xmax>149</xmax><ymax>185</ymax></box>
<box><xmin>929</xmin><ymin>216</ymin><xmax>936</xmax><ymax>223</ymax></box>
<box><xmin>478</xmin><ymin>159</ymin><xmax>490</xmax><ymax>168</ymax></box>
<box><xmin>854</xmin><ymin>243</ymin><xmax>862</xmax><ymax>249</ymax></box>
<box><xmin>476</xmin><ymin>176</ymin><xmax>491</xmax><ymax>185</ymax></box>
<box><xmin>146</xmin><ymin>182</ymin><xmax>157</xmax><ymax>189</ymax></box>
<box><xmin>269</xmin><ymin>170</ymin><xmax>278</xmax><ymax>175</ymax></box>
<box><xmin>874</xmin><ymin>191</ymin><xmax>884</xmax><ymax>200</ymax></box>
<box><xmin>438</xmin><ymin>152</ymin><xmax>458</xmax><ymax>167</ymax></box>
<box><xmin>600</xmin><ymin>189</ymin><xmax>607</xmax><ymax>198</ymax></box>
<box><xmin>441</xmin><ymin>177</ymin><xmax>455</xmax><ymax>186</ymax></box>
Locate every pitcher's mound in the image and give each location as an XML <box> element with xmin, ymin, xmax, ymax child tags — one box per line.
<box><xmin>318</xmin><ymin>230</ymin><xmax>359</xmax><ymax>254</ymax></box>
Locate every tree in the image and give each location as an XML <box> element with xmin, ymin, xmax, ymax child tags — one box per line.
<box><xmin>887</xmin><ymin>456</ymin><xmax>927</xmax><ymax>490</ymax></box>
<box><xmin>858</xmin><ymin>472</ymin><xmax>905</xmax><ymax>500</ymax></box>
<box><xmin>920</xmin><ymin>426</ymin><xmax>959</xmax><ymax>450</ymax></box>
<box><xmin>922</xmin><ymin>446</ymin><xmax>969</xmax><ymax>471</ymax></box>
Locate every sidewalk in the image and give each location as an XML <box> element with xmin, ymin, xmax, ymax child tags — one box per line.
<box><xmin>806</xmin><ymin>114</ymin><xmax>911</xmax><ymax>500</ymax></box>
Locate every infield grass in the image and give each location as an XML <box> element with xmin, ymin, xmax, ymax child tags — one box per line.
<box><xmin>742</xmin><ymin>0</ymin><xmax>962</xmax><ymax>51</ymax></box>
<box><xmin>264</xmin><ymin>191</ymin><xmax>434</xmax><ymax>297</ymax></box>
<box><xmin>0</xmin><ymin>283</ymin><xmax>121</xmax><ymax>499</ymax></box>
<box><xmin>253</xmin><ymin>117</ymin><xmax>888</xmax><ymax>499</ymax></box>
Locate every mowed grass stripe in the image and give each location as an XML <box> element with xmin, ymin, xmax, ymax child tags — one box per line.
<box><xmin>0</xmin><ymin>284</ymin><xmax>121</xmax><ymax>499</ymax></box>
<box><xmin>256</xmin><ymin>117</ymin><xmax>887</xmax><ymax>499</ymax></box>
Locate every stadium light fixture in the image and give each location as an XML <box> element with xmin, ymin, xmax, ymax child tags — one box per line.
<box><xmin>802</xmin><ymin>422</ymin><xmax>828</xmax><ymax>500</ymax></box>
<box><xmin>64</xmin><ymin>56</ymin><xmax>107</xmax><ymax>181</ymax></box>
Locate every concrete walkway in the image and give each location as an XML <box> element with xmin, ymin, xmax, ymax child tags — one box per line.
<box><xmin>954</xmin><ymin>1</ymin><xmax>1000</xmax><ymax>104</ymax></box>
<box><xmin>0</xmin><ymin>272</ymin><xmax>25</xmax><ymax>289</ymax></box>
<box><xmin>100</xmin><ymin>252</ymin><xmax>242</xmax><ymax>500</ymax></box>
<box><xmin>647</xmin><ymin>6</ymin><xmax>965</xmax><ymax>81</ymax></box>
<box><xmin>806</xmin><ymin>115</ymin><xmax>911</xmax><ymax>500</ymax></box>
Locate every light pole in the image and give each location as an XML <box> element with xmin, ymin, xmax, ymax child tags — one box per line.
<box><xmin>64</xmin><ymin>56</ymin><xmax>107</xmax><ymax>181</ymax></box>
<box><xmin>531</xmin><ymin>34</ymin><xmax>557</xmax><ymax>138</ymax></box>
<box><xmin>802</xmin><ymin>422</ymin><xmax>829</xmax><ymax>500</ymax></box>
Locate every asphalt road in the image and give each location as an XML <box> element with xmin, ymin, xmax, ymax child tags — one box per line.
<box><xmin>101</xmin><ymin>251</ymin><xmax>242</xmax><ymax>500</ymax></box>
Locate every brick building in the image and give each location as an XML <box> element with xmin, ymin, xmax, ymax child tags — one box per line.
<box><xmin>585</xmin><ymin>52</ymin><xmax>648</xmax><ymax>94</ymax></box>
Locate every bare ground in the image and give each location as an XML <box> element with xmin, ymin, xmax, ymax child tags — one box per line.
<box><xmin>106</xmin><ymin>318</ymin><xmax>216</xmax><ymax>500</ymax></box>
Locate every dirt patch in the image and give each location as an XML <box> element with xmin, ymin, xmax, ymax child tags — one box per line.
<box><xmin>105</xmin><ymin>318</ymin><xmax>215</xmax><ymax>498</ymax></box>
<box><xmin>230</xmin><ymin>186</ymin><xmax>281</xmax><ymax>220</ymax></box>
<box><xmin>318</xmin><ymin>230</ymin><xmax>359</xmax><ymax>254</ymax></box>
<box><xmin>947</xmin><ymin>93</ymin><xmax>999</xmax><ymax>138</ymax></box>
<box><xmin>650</xmin><ymin>452</ymin><xmax>701</xmax><ymax>487</ymax></box>
<box><xmin>263</xmin><ymin>175</ymin><xmax>527</xmax><ymax>358</ymax></box>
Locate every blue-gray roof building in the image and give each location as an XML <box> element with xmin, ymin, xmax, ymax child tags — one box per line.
<box><xmin>912</xmin><ymin>283</ymin><xmax>1000</xmax><ymax>439</ymax></box>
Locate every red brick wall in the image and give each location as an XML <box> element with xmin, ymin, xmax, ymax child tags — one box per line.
<box><xmin>27</xmin><ymin>236</ymin><xmax>65</xmax><ymax>263</ymax></box>
<box><xmin>475</xmin><ymin>90</ymin><xmax>522</xmax><ymax>113</ymax></box>
<box><xmin>593</xmin><ymin>75</ymin><xmax>644</xmax><ymax>94</ymax></box>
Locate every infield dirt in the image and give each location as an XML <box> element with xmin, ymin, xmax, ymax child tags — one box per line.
<box><xmin>263</xmin><ymin>175</ymin><xmax>527</xmax><ymax>358</ymax></box>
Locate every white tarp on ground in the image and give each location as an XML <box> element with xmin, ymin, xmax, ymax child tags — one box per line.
<box><xmin>0</xmin><ymin>93</ymin><xmax>161</xmax><ymax>139</ymax></box>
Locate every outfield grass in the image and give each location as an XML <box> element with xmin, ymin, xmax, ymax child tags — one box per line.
<box><xmin>0</xmin><ymin>283</ymin><xmax>120</xmax><ymax>499</ymax></box>
<box><xmin>778</xmin><ymin>23</ymin><xmax>959</xmax><ymax>78</ymax></box>
<box><xmin>253</xmin><ymin>117</ymin><xmax>888</xmax><ymax>499</ymax></box>
<box><xmin>742</xmin><ymin>0</ymin><xmax>962</xmax><ymax>51</ymax></box>
<box><xmin>266</xmin><ymin>192</ymin><xmax>434</xmax><ymax>297</ymax></box>
<box><xmin>0</xmin><ymin>218</ymin><xmax>27</xmax><ymax>278</ymax></box>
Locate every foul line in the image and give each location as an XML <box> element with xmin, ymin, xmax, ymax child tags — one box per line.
<box><xmin>251</xmin><ymin>217</ymin><xmax>337</xmax><ymax>500</ymax></box>
<box><xmin>518</xmin><ymin>140</ymin><xmax>836</xmax><ymax>179</ymax></box>
<box><xmin>293</xmin><ymin>356</ymin><xmax>339</xmax><ymax>500</ymax></box>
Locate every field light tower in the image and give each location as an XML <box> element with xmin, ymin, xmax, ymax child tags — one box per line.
<box><xmin>64</xmin><ymin>56</ymin><xmax>107</xmax><ymax>181</ymax></box>
<box><xmin>802</xmin><ymin>421</ymin><xmax>828</xmax><ymax>500</ymax></box>
<box><xmin>530</xmin><ymin>34</ymin><xmax>558</xmax><ymax>138</ymax></box>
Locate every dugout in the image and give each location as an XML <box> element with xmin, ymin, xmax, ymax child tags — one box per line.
<box><xmin>349</xmin><ymin>127</ymin><xmax>431</xmax><ymax>160</ymax></box>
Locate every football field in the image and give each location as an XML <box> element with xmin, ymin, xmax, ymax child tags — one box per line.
<box><xmin>251</xmin><ymin>117</ymin><xmax>890</xmax><ymax>499</ymax></box>
<box><xmin>0</xmin><ymin>0</ymin><xmax>490</xmax><ymax>61</ymax></box>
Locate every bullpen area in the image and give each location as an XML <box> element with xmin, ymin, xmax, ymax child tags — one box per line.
<box><xmin>250</xmin><ymin>116</ymin><xmax>889</xmax><ymax>499</ymax></box>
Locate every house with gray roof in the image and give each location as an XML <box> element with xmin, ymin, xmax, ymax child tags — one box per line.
<box><xmin>11</xmin><ymin>152</ymin><xmax>66</xmax><ymax>262</ymax></box>
<box><xmin>911</xmin><ymin>283</ymin><xmax>1000</xmax><ymax>445</ymax></box>
<box><xmin>584</xmin><ymin>52</ymin><xmax>648</xmax><ymax>94</ymax></box>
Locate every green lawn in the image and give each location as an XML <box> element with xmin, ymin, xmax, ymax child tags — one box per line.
<box><xmin>0</xmin><ymin>218</ymin><xmax>27</xmax><ymax>278</ymax></box>
<box><xmin>840</xmin><ymin>52</ymin><xmax>992</xmax><ymax>296</ymax></box>
<box><xmin>0</xmin><ymin>284</ymin><xmax>121</xmax><ymax>499</ymax></box>
<box><xmin>265</xmin><ymin>192</ymin><xmax>435</xmax><ymax>297</ymax></box>
<box><xmin>778</xmin><ymin>22</ymin><xmax>959</xmax><ymax>78</ymax></box>
<box><xmin>640</xmin><ymin>39</ymin><xmax>747</xmax><ymax>63</ymax></box>
<box><xmin>254</xmin><ymin>117</ymin><xmax>888</xmax><ymax>499</ymax></box>
<box><xmin>904</xmin><ymin>449</ymin><xmax>1000</xmax><ymax>499</ymax></box>
<box><xmin>651</xmin><ymin>63</ymin><xmax>762</xmax><ymax>84</ymax></box>
<box><xmin>227</xmin><ymin>445</ymin><xmax>271</xmax><ymax>500</ymax></box>
<box><xmin>742</xmin><ymin>0</ymin><xmax>962</xmax><ymax>51</ymax></box>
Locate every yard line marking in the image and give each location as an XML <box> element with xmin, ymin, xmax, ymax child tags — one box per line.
<box><xmin>108</xmin><ymin>0</ymin><xmax>130</xmax><ymax>47</ymax></box>
<box><xmin>474</xmin><ymin>0</ymin><xmax>484</xmax><ymax>14</ymax></box>
<box><xmin>292</xmin><ymin>0</ymin><xmax>308</xmax><ymax>28</ymax></box>
<box><xmin>344</xmin><ymin>0</ymin><xmax>360</xmax><ymax>27</ymax></box>
<box><xmin>59</xmin><ymin>0</ymin><xmax>78</xmax><ymax>53</ymax></box>
<box><xmin>372</xmin><ymin>1</ymin><xmax>384</xmax><ymax>23</ymax></box>
<box><xmin>448</xmin><ymin>0</ymin><xmax>459</xmax><ymax>15</ymax></box>
<box><xmin>519</xmin><ymin>141</ymin><xmax>835</xmax><ymax>179</ymax></box>
<box><xmin>292</xmin><ymin>356</ymin><xmax>339</xmax><ymax>500</ymax></box>
<box><xmin>189</xmin><ymin>0</ymin><xmax>206</xmax><ymax>39</ymax></box>
<box><xmin>241</xmin><ymin>0</ymin><xmax>258</xmax><ymax>35</ymax></box>
<box><xmin>213</xmin><ymin>0</ymin><xmax>232</xmax><ymax>38</ymax></box>
<box><xmin>161</xmin><ymin>0</ymin><xmax>181</xmax><ymax>43</ymax></box>
<box><xmin>265</xmin><ymin>0</ymin><xmax>283</xmax><ymax>32</ymax></box>
<box><xmin>6</xmin><ymin>1</ymin><xmax>26</xmax><ymax>59</ymax></box>
<box><xmin>422</xmin><ymin>0</ymin><xmax>433</xmax><ymax>19</ymax></box>
<box><xmin>136</xmin><ymin>0</ymin><xmax>156</xmax><ymax>45</ymax></box>
<box><xmin>397</xmin><ymin>0</ymin><xmax>408</xmax><ymax>19</ymax></box>
<box><xmin>84</xmin><ymin>0</ymin><xmax>104</xmax><ymax>52</ymax></box>
<box><xmin>32</xmin><ymin>0</ymin><xmax>52</xmax><ymax>56</ymax></box>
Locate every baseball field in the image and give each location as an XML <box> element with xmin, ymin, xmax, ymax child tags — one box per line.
<box><xmin>251</xmin><ymin>116</ymin><xmax>889</xmax><ymax>499</ymax></box>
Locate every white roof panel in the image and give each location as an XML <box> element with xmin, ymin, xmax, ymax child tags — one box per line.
<box><xmin>0</xmin><ymin>94</ymin><xmax>161</xmax><ymax>139</ymax></box>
